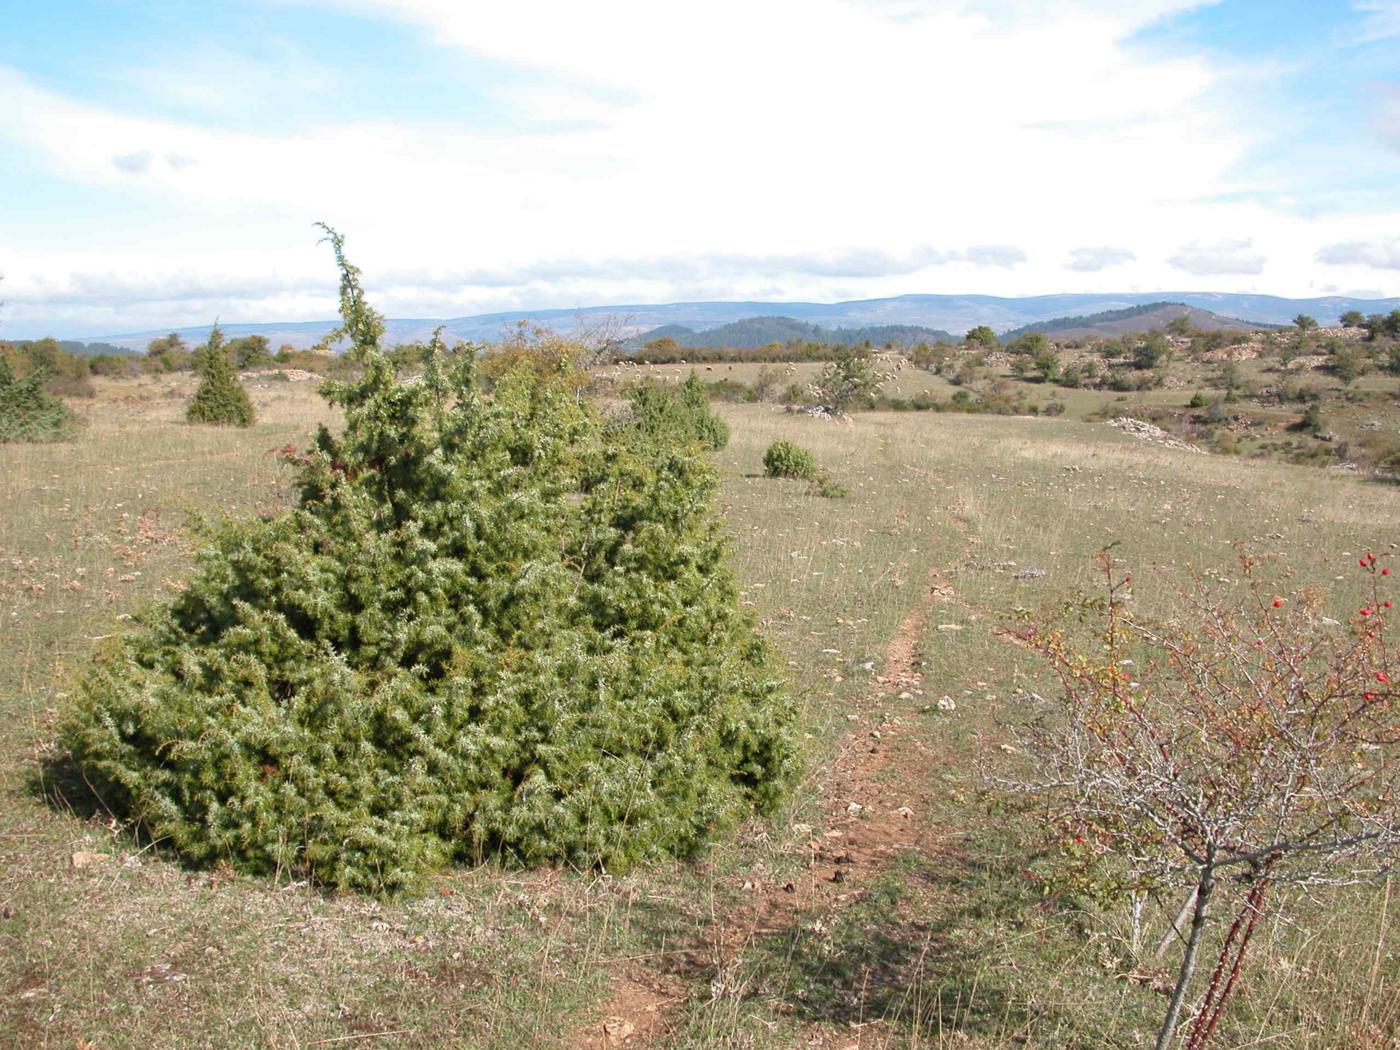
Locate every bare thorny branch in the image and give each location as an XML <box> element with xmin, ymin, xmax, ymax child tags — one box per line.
<box><xmin>991</xmin><ymin>549</ymin><xmax>1400</xmax><ymax>1047</ymax></box>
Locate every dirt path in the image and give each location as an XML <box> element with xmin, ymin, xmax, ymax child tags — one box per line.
<box><xmin>575</xmin><ymin>570</ymin><xmax>967</xmax><ymax>1047</ymax></box>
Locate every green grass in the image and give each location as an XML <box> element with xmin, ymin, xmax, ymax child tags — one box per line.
<box><xmin>3</xmin><ymin>378</ymin><xmax>1399</xmax><ymax>1047</ymax></box>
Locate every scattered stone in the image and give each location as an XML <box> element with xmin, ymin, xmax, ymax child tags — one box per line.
<box><xmin>846</xmin><ymin>802</ymin><xmax>864</xmax><ymax>817</ymax></box>
<box><xmin>784</xmin><ymin>404</ymin><xmax>839</xmax><ymax>420</ymax></box>
<box><xmin>894</xmin><ymin>806</ymin><xmax>915</xmax><ymax>819</ymax></box>
<box><xmin>937</xmin><ymin>696</ymin><xmax>956</xmax><ymax>712</ymax></box>
<box><xmin>1013</xmin><ymin>568</ymin><xmax>1046</xmax><ymax>580</ymax></box>
<box><xmin>602</xmin><ymin>1018</ymin><xmax>636</xmax><ymax>1043</ymax></box>
<box><xmin>139</xmin><ymin>962</ymin><xmax>186</xmax><ymax>985</ymax></box>
<box><xmin>1108</xmin><ymin>417</ymin><xmax>1204</xmax><ymax>454</ymax></box>
<box><xmin>936</xmin><ymin>623</ymin><xmax>964</xmax><ymax>633</ymax></box>
<box><xmin>239</xmin><ymin>368</ymin><xmax>321</xmax><ymax>383</ymax></box>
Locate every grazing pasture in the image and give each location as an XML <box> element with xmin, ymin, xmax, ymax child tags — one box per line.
<box><xmin>2</xmin><ymin>372</ymin><xmax>1398</xmax><ymax>1048</ymax></box>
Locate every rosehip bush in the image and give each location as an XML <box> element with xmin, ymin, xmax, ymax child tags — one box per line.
<box><xmin>63</xmin><ymin>230</ymin><xmax>795</xmax><ymax>893</ymax></box>
<box><xmin>1005</xmin><ymin>550</ymin><xmax>1400</xmax><ymax>1050</ymax></box>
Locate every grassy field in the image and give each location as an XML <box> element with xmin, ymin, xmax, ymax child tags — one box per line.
<box><xmin>3</xmin><ymin>373</ymin><xmax>1399</xmax><ymax>1048</ymax></box>
<box><xmin>619</xmin><ymin>340</ymin><xmax>1400</xmax><ymax>470</ymax></box>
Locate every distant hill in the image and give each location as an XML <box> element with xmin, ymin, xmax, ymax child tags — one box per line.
<box><xmin>1000</xmin><ymin>302</ymin><xmax>1277</xmax><ymax>342</ymax></box>
<box><xmin>79</xmin><ymin>291</ymin><xmax>1400</xmax><ymax>351</ymax></box>
<box><xmin>629</xmin><ymin>316</ymin><xmax>953</xmax><ymax>350</ymax></box>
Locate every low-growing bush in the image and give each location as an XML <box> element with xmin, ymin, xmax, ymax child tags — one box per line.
<box><xmin>627</xmin><ymin>373</ymin><xmax>729</xmax><ymax>450</ymax></box>
<box><xmin>45</xmin><ymin>373</ymin><xmax>97</xmax><ymax>399</ymax></box>
<box><xmin>0</xmin><ymin>356</ymin><xmax>78</xmax><ymax>443</ymax></box>
<box><xmin>809</xmin><ymin>468</ymin><xmax>848</xmax><ymax>498</ymax></box>
<box><xmin>88</xmin><ymin>354</ymin><xmax>140</xmax><ymax>378</ymax></box>
<box><xmin>763</xmin><ymin>439</ymin><xmax>818</xmax><ymax>480</ymax></box>
<box><xmin>63</xmin><ymin>231</ymin><xmax>794</xmax><ymax>894</ymax></box>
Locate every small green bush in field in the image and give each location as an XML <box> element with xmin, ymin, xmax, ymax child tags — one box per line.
<box><xmin>63</xmin><ymin>229</ymin><xmax>794</xmax><ymax>894</ymax></box>
<box><xmin>0</xmin><ymin>356</ymin><xmax>77</xmax><ymax>443</ymax></box>
<box><xmin>186</xmin><ymin>326</ymin><xmax>255</xmax><ymax>427</ymax></box>
<box><xmin>763</xmin><ymin>440</ymin><xmax>818</xmax><ymax>480</ymax></box>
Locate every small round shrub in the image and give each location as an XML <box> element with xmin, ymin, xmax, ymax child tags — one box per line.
<box><xmin>186</xmin><ymin>326</ymin><xmax>255</xmax><ymax>427</ymax></box>
<box><xmin>63</xmin><ymin>231</ymin><xmax>794</xmax><ymax>894</ymax></box>
<box><xmin>763</xmin><ymin>440</ymin><xmax>818</xmax><ymax>480</ymax></box>
<box><xmin>0</xmin><ymin>357</ymin><xmax>77</xmax><ymax>443</ymax></box>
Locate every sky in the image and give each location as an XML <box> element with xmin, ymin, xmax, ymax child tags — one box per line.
<box><xmin>1</xmin><ymin>0</ymin><xmax>1399</xmax><ymax>338</ymax></box>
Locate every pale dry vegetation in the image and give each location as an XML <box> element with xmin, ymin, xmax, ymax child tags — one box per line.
<box><xmin>3</xmin><ymin>376</ymin><xmax>1399</xmax><ymax>1048</ymax></box>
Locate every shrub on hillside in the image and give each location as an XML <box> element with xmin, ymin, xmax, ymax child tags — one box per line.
<box><xmin>63</xmin><ymin>230</ymin><xmax>794</xmax><ymax>893</ymax></box>
<box><xmin>811</xmin><ymin>349</ymin><xmax>885</xmax><ymax>415</ymax></box>
<box><xmin>763</xmin><ymin>439</ymin><xmax>818</xmax><ymax>480</ymax></box>
<box><xmin>627</xmin><ymin>373</ymin><xmax>729</xmax><ymax>450</ymax></box>
<box><xmin>88</xmin><ymin>354</ymin><xmax>140</xmax><ymax>378</ymax></box>
<box><xmin>186</xmin><ymin>326</ymin><xmax>255</xmax><ymax>427</ymax></box>
<box><xmin>0</xmin><ymin>356</ymin><xmax>78</xmax><ymax>443</ymax></box>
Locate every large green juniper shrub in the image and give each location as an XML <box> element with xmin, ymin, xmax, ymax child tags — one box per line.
<box><xmin>63</xmin><ymin>230</ymin><xmax>794</xmax><ymax>894</ymax></box>
<box><xmin>186</xmin><ymin>325</ymin><xmax>255</xmax><ymax>427</ymax></box>
<box><xmin>626</xmin><ymin>373</ymin><xmax>729</xmax><ymax>451</ymax></box>
<box><xmin>0</xmin><ymin>355</ymin><xmax>77</xmax><ymax>443</ymax></box>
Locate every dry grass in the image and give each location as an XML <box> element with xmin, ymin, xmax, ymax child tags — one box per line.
<box><xmin>2</xmin><ymin>380</ymin><xmax>1398</xmax><ymax>1048</ymax></box>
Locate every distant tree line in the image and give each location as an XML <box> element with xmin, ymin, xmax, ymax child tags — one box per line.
<box><xmin>0</xmin><ymin>332</ymin><xmax>353</xmax><ymax>390</ymax></box>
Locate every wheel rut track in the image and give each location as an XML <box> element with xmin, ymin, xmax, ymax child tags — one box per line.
<box><xmin>575</xmin><ymin>567</ymin><xmax>971</xmax><ymax>1048</ymax></box>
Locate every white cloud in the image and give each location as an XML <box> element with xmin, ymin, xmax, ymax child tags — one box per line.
<box><xmin>1069</xmin><ymin>247</ymin><xmax>1136</xmax><ymax>271</ymax></box>
<box><xmin>1376</xmin><ymin>85</ymin><xmax>1400</xmax><ymax>152</ymax></box>
<box><xmin>1318</xmin><ymin>239</ymin><xmax>1400</xmax><ymax>270</ymax></box>
<box><xmin>964</xmin><ymin>245</ymin><xmax>1027</xmax><ymax>268</ymax></box>
<box><xmin>1354</xmin><ymin>1</ymin><xmax>1400</xmax><ymax>42</ymax></box>
<box><xmin>1168</xmin><ymin>239</ymin><xmax>1267</xmax><ymax>276</ymax></box>
<box><xmin>112</xmin><ymin>151</ymin><xmax>153</xmax><ymax>174</ymax></box>
<box><xmin>0</xmin><ymin>1</ymin><xmax>1398</xmax><ymax>334</ymax></box>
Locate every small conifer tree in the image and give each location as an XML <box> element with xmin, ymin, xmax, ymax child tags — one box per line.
<box><xmin>186</xmin><ymin>325</ymin><xmax>255</xmax><ymax>427</ymax></box>
<box><xmin>64</xmin><ymin>229</ymin><xmax>794</xmax><ymax>893</ymax></box>
<box><xmin>0</xmin><ymin>355</ymin><xmax>77</xmax><ymax>443</ymax></box>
